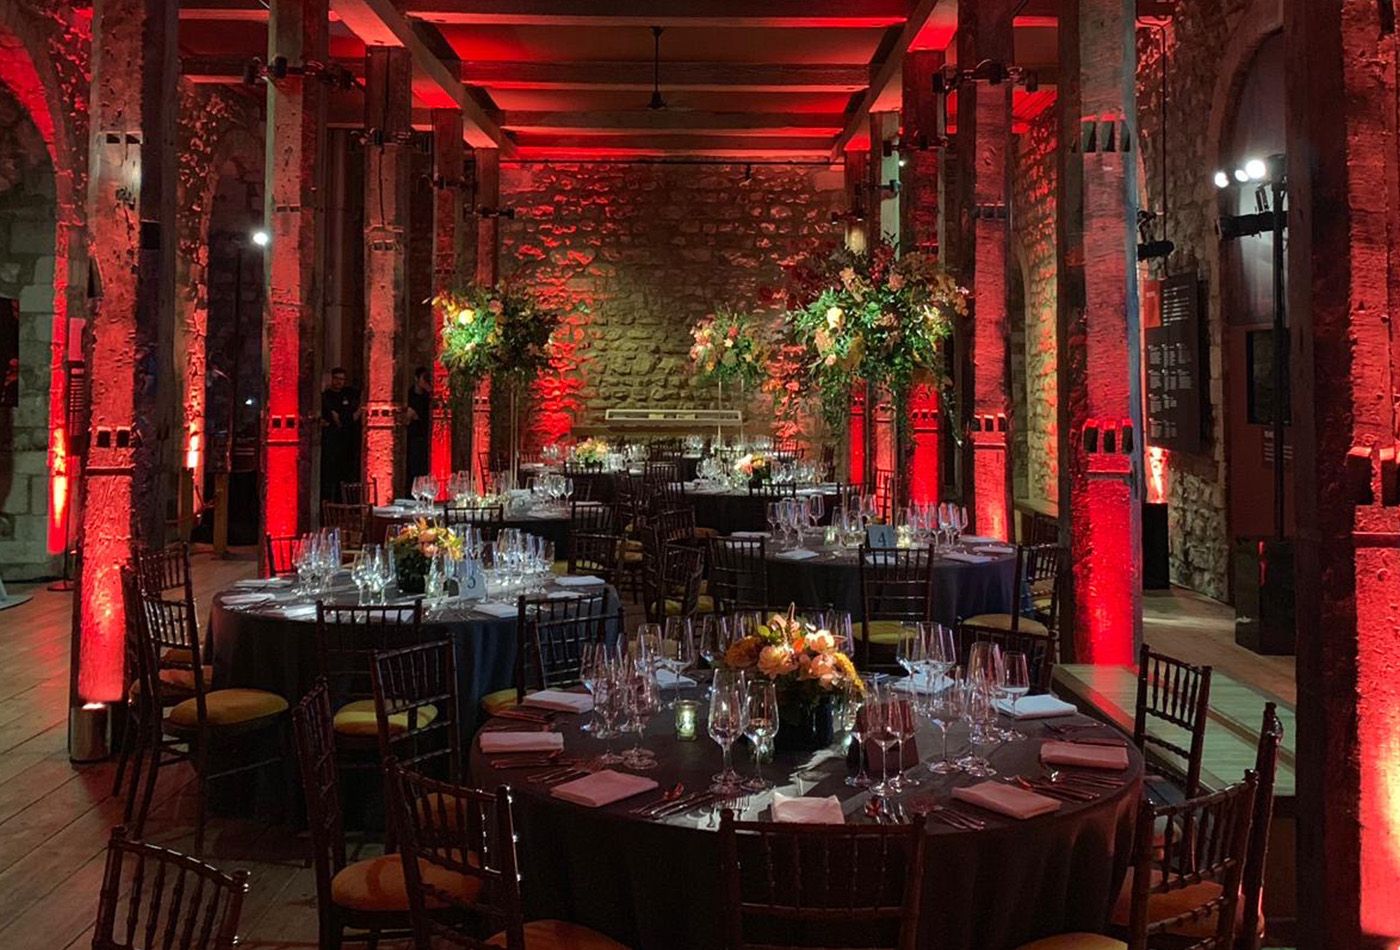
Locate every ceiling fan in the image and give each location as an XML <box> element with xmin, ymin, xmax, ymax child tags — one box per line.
<box><xmin>648</xmin><ymin>26</ymin><xmax>667</xmax><ymax>110</ymax></box>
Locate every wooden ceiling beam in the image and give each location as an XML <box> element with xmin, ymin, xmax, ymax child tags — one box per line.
<box><xmin>503</xmin><ymin>110</ymin><xmax>847</xmax><ymax>133</ymax></box>
<box><xmin>510</xmin><ymin>131</ymin><xmax>836</xmax><ymax>152</ymax></box>
<box><xmin>406</xmin><ymin>0</ymin><xmax>909</xmax><ymax>28</ymax></box>
<box><xmin>461</xmin><ymin>61</ymin><xmax>869</xmax><ymax>92</ymax></box>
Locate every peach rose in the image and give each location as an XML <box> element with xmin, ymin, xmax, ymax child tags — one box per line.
<box><xmin>805</xmin><ymin>629</ymin><xmax>836</xmax><ymax>653</ymax></box>
<box><xmin>804</xmin><ymin>653</ymin><xmax>838</xmax><ymax>687</ymax></box>
<box><xmin>757</xmin><ymin>645</ymin><xmax>797</xmax><ymax>678</ymax></box>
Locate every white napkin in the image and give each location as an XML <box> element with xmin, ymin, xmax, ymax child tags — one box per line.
<box><xmin>1040</xmin><ymin>740</ymin><xmax>1130</xmax><ymax>771</ymax></box>
<box><xmin>373</xmin><ymin>505</ymin><xmax>406</xmax><ymax>516</ymax></box>
<box><xmin>976</xmin><ymin>544</ymin><xmax>1017</xmax><ymax>555</ymax></box>
<box><xmin>952</xmin><ymin>781</ymin><xmax>1060</xmax><ymax>819</ymax></box>
<box><xmin>522</xmin><ymin>690</ymin><xmax>593</xmax><ymax>714</ymax></box>
<box><xmin>996</xmin><ymin>695</ymin><xmax>1077</xmax><ymax>719</ymax></box>
<box><xmin>221</xmin><ymin>593</ymin><xmax>274</xmax><ymax>608</ymax></box>
<box><xmin>273</xmin><ymin>604</ymin><xmax>317</xmax><ymax>621</ymax></box>
<box><xmin>774</xmin><ymin>548</ymin><xmax>819</xmax><ymax>561</ymax></box>
<box><xmin>771</xmin><ymin>792</ymin><xmax>845</xmax><ymax>824</ymax></box>
<box><xmin>551</xmin><ymin>769</ymin><xmax>658</xmax><ymax>808</ymax></box>
<box><xmin>960</xmin><ymin>536</ymin><xmax>999</xmax><ymax>545</ymax></box>
<box><xmin>943</xmin><ymin>551</ymin><xmax>993</xmax><ymax>564</ymax></box>
<box><xmin>475</xmin><ymin>602</ymin><xmax>519</xmax><ymax>619</ymax></box>
<box><xmin>655</xmin><ymin>669</ymin><xmax>697</xmax><ymax>688</ymax></box>
<box><xmin>730</xmin><ymin>531</ymin><xmax>770</xmax><ymax>539</ymax></box>
<box><xmin>233</xmin><ymin>577</ymin><xmax>293</xmax><ymax>590</ymax></box>
<box><xmin>555</xmin><ymin>575</ymin><xmax>605</xmax><ymax>587</ymax></box>
<box><xmin>478</xmin><ymin>731</ymin><xmax>565</xmax><ymax>754</ymax></box>
<box><xmin>891</xmin><ymin>674</ymin><xmax>953</xmax><ymax>695</ymax></box>
<box><xmin>393</xmin><ymin>498</ymin><xmax>417</xmax><ymax>507</ymax></box>
<box><xmin>547</xmin><ymin>590</ymin><xmax>581</xmax><ymax>600</ymax></box>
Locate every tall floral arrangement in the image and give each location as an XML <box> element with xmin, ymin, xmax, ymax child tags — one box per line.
<box><xmin>722</xmin><ymin>609</ymin><xmax>865</xmax><ymax>704</ymax></box>
<box><xmin>434</xmin><ymin>284</ymin><xmax>568</xmax><ymax>399</ymax></box>
<box><xmin>688</xmin><ymin>308</ymin><xmax>768</xmax><ymax>388</ymax></box>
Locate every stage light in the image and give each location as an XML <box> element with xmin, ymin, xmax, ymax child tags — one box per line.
<box><xmin>1213</xmin><ymin>170</ymin><xmax>1230</xmax><ymax>189</ymax></box>
<box><xmin>1245</xmin><ymin>158</ymin><xmax>1267</xmax><ymax>180</ymax></box>
<box><xmin>251</xmin><ymin>229</ymin><xmax>270</xmax><ymax>247</ymax></box>
<box><xmin>1233</xmin><ymin>168</ymin><xmax>1249</xmax><ymax>183</ymax></box>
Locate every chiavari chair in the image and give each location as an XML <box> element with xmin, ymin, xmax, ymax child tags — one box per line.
<box><xmin>480</xmin><ymin>592</ymin><xmax>613</xmax><ymax>715</ymax></box>
<box><xmin>645</xmin><ymin>540</ymin><xmax>707</xmax><ymax>622</ymax></box>
<box><xmin>1134</xmin><ymin>643</ymin><xmax>1213</xmax><ymax>801</ymax></box>
<box><xmin>718</xmin><ymin>809</ymin><xmax>927</xmax><ymax>950</ymax></box>
<box><xmin>642</xmin><ymin>459</ymin><xmax>679</xmax><ymax>483</ymax></box>
<box><xmin>370</xmin><ymin>640</ymin><xmax>463</xmax><ymax>781</ymax></box>
<box><xmin>124</xmin><ymin>570</ymin><xmax>289</xmax><ymax>853</ymax></box>
<box><xmin>91</xmin><ymin>825</ymin><xmax>250</xmax><ymax>950</ymax></box>
<box><xmin>264</xmin><ymin>534</ymin><xmax>301</xmax><ymax>578</ymax></box>
<box><xmin>708</xmin><ymin>536</ymin><xmax>769</xmax><ymax>612</ymax></box>
<box><xmin>444</xmin><ymin>504</ymin><xmax>505</xmax><ymax>543</ymax></box>
<box><xmin>568</xmin><ymin>503</ymin><xmax>623</xmax><ymax>586</ymax></box>
<box><xmin>314</xmin><ymin>601</ymin><xmax>425</xmax><ymax>769</ymax></box>
<box><xmin>857</xmin><ymin>544</ymin><xmax>935</xmax><ymax>669</ymax></box>
<box><xmin>960</xmin><ymin>543</ymin><xmax>1064</xmax><ymax>636</ymax></box>
<box><xmin>339</xmin><ymin>479</ymin><xmax>378</xmax><ymax>506</ymax></box>
<box><xmin>387</xmin><ymin>762</ymin><xmax>629</xmax><ymax>950</ymax></box>
<box><xmin>321</xmin><ymin>500</ymin><xmax>370</xmax><ymax>550</ymax></box>
<box><xmin>873</xmin><ymin>468</ymin><xmax>895</xmax><ymax>520</ymax></box>
<box><xmin>1016</xmin><ymin>774</ymin><xmax>1258</xmax><ymax>950</ymax></box>
<box><xmin>747</xmin><ymin>480</ymin><xmax>797</xmax><ymax>498</ymax></box>
<box><xmin>291</xmin><ymin>683</ymin><xmax>475</xmax><ymax>948</ymax></box>
<box><xmin>955</xmin><ymin>622</ymin><xmax>1058</xmax><ymax>693</ymax></box>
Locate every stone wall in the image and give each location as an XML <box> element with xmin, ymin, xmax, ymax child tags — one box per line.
<box><xmin>498</xmin><ymin>162</ymin><xmax>846</xmax><ymax>446</ymax></box>
<box><xmin>1010</xmin><ymin>110</ymin><xmax>1059</xmax><ymax>512</ymax></box>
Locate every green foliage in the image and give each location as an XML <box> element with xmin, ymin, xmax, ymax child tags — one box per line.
<box><xmin>688</xmin><ymin>307</ymin><xmax>769</xmax><ymax>388</ymax></box>
<box><xmin>435</xmin><ymin>284</ymin><xmax>579</xmax><ymax>399</ymax></box>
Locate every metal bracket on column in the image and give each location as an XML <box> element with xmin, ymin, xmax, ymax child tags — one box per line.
<box><xmin>933</xmin><ymin>61</ymin><xmax>1041</xmax><ymax>94</ymax></box>
<box><xmin>972</xmin><ymin>204</ymin><xmax>1009</xmax><ymax>221</ymax></box>
<box><xmin>364</xmin><ymin>401</ymin><xmax>400</xmax><ymax>426</ymax></box>
<box><xmin>1080</xmin><ymin>119</ymin><xmax>1132</xmax><ymax>154</ymax></box>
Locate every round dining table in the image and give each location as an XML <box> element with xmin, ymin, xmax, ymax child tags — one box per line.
<box><xmin>683</xmin><ymin>483</ymin><xmax>842</xmax><ymax>533</ymax></box>
<box><xmin>369</xmin><ymin>502</ymin><xmax>574</xmax><ymax>558</ymax></box>
<box><xmin>761</xmin><ymin>542</ymin><xmax>1018</xmax><ymax>623</ymax></box>
<box><xmin>469</xmin><ymin>694</ymin><xmax>1142</xmax><ymax>950</ymax></box>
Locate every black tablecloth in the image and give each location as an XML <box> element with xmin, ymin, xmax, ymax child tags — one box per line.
<box><xmin>763</xmin><ymin>548</ymin><xmax>1017</xmax><ymax>623</ymax></box>
<box><xmin>370</xmin><ymin>505</ymin><xmax>573</xmax><ymax>559</ymax></box>
<box><xmin>209</xmin><ymin>581</ymin><xmax>620</xmax><ymax>735</ymax></box>
<box><xmin>686</xmin><ymin>487</ymin><xmax>841</xmax><ymax>533</ymax></box>
<box><xmin>468</xmin><ymin>701</ymin><xmax>1141</xmax><ymax>950</ymax></box>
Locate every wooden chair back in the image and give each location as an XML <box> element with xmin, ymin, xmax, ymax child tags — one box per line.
<box><xmin>1124</xmin><ymin>774</ymin><xmax>1258</xmax><ymax>950</ymax></box>
<box><xmin>955</xmin><ymin>622</ymin><xmax>1057</xmax><ymax>693</ymax></box>
<box><xmin>646</xmin><ymin>541</ymin><xmax>704</xmax><ymax>622</ymax></box>
<box><xmin>1134</xmin><ymin>643</ymin><xmax>1213</xmax><ymax>797</ymax></box>
<box><xmin>314</xmin><ymin>601</ymin><xmax>424</xmax><ymax>712</ymax></box>
<box><xmin>320</xmin><ymin>501</ymin><xmax>368</xmax><ymax>549</ymax></box>
<box><xmin>371</xmin><ymin>640</ymin><xmax>462</xmax><ymax>781</ymax></box>
<box><xmin>748</xmin><ymin>481</ymin><xmax>797</xmax><ymax>498</ymax></box>
<box><xmin>338</xmin><ymin>479</ymin><xmax>376</xmax><ymax>506</ymax></box>
<box><xmin>858</xmin><ymin>545</ymin><xmax>934</xmax><ymax>662</ymax></box>
<box><xmin>132</xmin><ymin>542</ymin><xmax>193</xmax><ymax>601</ymax></box>
<box><xmin>1016</xmin><ymin>542</ymin><xmax>1064</xmax><ymax>632</ymax></box>
<box><xmin>511</xmin><ymin>593</ymin><xmax>614</xmax><ymax>703</ymax></box>
<box><xmin>571</xmin><ymin>499</ymin><xmax>614</xmax><ymax>534</ymax></box>
<box><xmin>643</xmin><ymin>459</ymin><xmax>679</xmax><ymax>483</ymax></box>
<box><xmin>289</xmin><ymin>682</ymin><xmax>349</xmax><ymax>924</ymax></box>
<box><xmin>126</xmin><ymin>569</ymin><xmax>212</xmax><ymax>721</ymax></box>
<box><xmin>718</xmin><ymin>809</ymin><xmax>926</xmax><ymax>950</ymax></box>
<box><xmin>387</xmin><ymin>763</ymin><xmax>523</xmax><ymax>950</ymax></box>
<box><xmin>444</xmin><ymin>504</ymin><xmax>504</xmax><ymax>530</ymax></box>
<box><xmin>1238</xmin><ymin>704</ymin><xmax>1283</xmax><ymax>950</ymax></box>
<box><xmin>264</xmin><ymin>534</ymin><xmax>300</xmax><ymax>578</ymax></box>
<box><xmin>709</xmin><ymin>536</ymin><xmax>769</xmax><ymax>612</ymax></box>
<box><xmin>92</xmin><ymin>825</ymin><xmax>250</xmax><ymax>950</ymax></box>
<box><xmin>873</xmin><ymin>468</ymin><xmax>894</xmax><ymax>520</ymax></box>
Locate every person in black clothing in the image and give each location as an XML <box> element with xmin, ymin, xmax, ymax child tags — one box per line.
<box><xmin>405</xmin><ymin>365</ymin><xmax>432</xmax><ymax>485</ymax></box>
<box><xmin>321</xmin><ymin>367</ymin><xmax>362</xmax><ymax>501</ymax></box>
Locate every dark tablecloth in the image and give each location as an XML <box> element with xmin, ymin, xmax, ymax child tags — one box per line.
<box><xmin>209</xmin><ymin>581</ymin><xmax>619</xmax><ymax>735</ymax></box>
<box><xmin>686</xmin><ymin>487</ymin><xmax>841</xmax><ymax>533</ymax></box>
<box><xmin>468</xmin><ymin>702</ymin><xmax>1141</xmax><ymax>950</ymax></box>
<box><xmin>763</xmin><ymin>548</ymin><xmax>1017</xmax><ymax>623</ymax></box>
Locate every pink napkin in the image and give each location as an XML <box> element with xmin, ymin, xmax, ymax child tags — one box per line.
<box><xmin>952</xmin><ymin>781</ymin><xmax>1060</xmax><ymax>819</ymax></box>
<box><xmin>478</xmin><ymin>731</ymin><xmax>564</xmax><ymax>754</ymax></box>
<box><xmin>521</xmin><ymin>690</ymin><xmax>593</xmax><ymax>714</ymax></box>
<box><xmin>771</xmin><ymin>793</ymin><xmax>845</xmax><ymax>824</ymax></box>
<box><xmin>1040</xmin><ymin>740</ymin><xmax>1130</xmax><ymax>771</ymax></box>
<box><xmin>551</xmin><ymin>769</ymin><xmax>657</xmax><ymax>807</ymax></box>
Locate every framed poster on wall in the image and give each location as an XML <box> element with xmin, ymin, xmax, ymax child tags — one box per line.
<box><xmin>1143</xmin><ymin>275</ymin><xmax>1206</xmax><ymax>454</ymax></box>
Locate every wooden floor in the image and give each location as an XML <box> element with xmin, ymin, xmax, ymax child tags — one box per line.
<box><xmin>0</xmin><ymin>550</ymin><xmax>1292</xmax><ymax>949</ymax></box>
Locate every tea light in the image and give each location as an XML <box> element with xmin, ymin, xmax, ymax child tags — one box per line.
<box><xmin>674</xmin><ymin>700</ymin><xmax>699</xmax><ymax>740</ymax></box>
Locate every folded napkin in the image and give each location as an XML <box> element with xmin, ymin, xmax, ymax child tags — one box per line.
<box><xmin>551</xmin><ymin>769</ymin><xmax>657</xmax><ymax>808</ymax></box>
<box><xmin>730</xmin><ymin>531</ymin><xmax>770</xmax><ymax>539</ymax></box>
<box><xmin>771</xmin><ymin>792</ymin><xmax>845</xmax><ymax>824</ymax></box>
<box><xmin>546</xmin><ymin>590</ymin><xmax>581</xmax><ymax>600</ymax></box>
<box><xmin>996</xmin><ymin>695</ymin><xmax>1078</xmax><ymax>719</ymax></box>
<box><xmin>273</xmin><ymin>604</ymin><xmax>317</xmax><ymax>621</ymax></box>
<box><xmin>522</xmin><ymin>690</ymin><xmax>593</xmax><ymax>714</ymax></box>
<box><xmin>942</xmin><ymin>551</ymin><xmax>993</xmax><ymax>564</ymax></box>
<box><xmin>655</xmin><ymin>669</ymin><xmax>697</xmax><ymax>688</ymax></box>
<box><xmin>891</xmin><ymin>674</ymin><xmax>953</xmax><ymax>695</ymax></box>
<box><xmin>393</xmin><ymin>498</ymin><xmax>417</xmax><ymax>507</ymax></box>
<box><xmin>1040</xmin><ymin>740</ymin><xmax>1130</xmax><ymax>771</ymax></box>
<box><xmin>975</xmin><ymin>544</ymin><xmax>1017</xmax><ymax>555</ymax></box>
<box><xmin>774</xmin><ymin>548</ymin><xmax>819</xmax><ymax>561</ymax></box>
<box><xmin>233</xmin><ymin>577</ymin><xmax>293</xmax><ymax>590</ymax></box>
<box><xmin>373</xmin><ymin>505</ymin><xmax>406</xmax><ymax>516</ymax></box>
<box><xmin>952</xmin><ymin>781</ymin><xmax>1060</xmax><ymax>819</ymax></box>
<box><xmin>960</xmin><ymin>535</ymin><xmax>998</xmax><ymax>545</ymax></box>
<box><xmin>478</xmin><ymin>731</ymin><xmax>565</xmax><ymax>754</ymax></box>
<box><xmin>555</xmin><ymin>575</ymin><xmax>605</xmax><ymax>587</ymax></box>
<box><xmin>221</xmin><ymin>593</ymin><xmax>274</xmax><ymax>608</ymax></box>
<box><xmin>474</xmin><ymin>601</ymin><xmax>520</xmax><ymax>619</ymax></box>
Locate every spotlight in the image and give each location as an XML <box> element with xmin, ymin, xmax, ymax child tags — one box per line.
<box><xmin>898</xmin><ymin>157</ymin><xmax>907</xmax><ymax>168</ymax></box>
<box><xmin>1213</xmin><ymin>170</ymin><xmax>1230</xmax><ymax>189</ymax></box>
<box><xmin>251</xmin><ymin>229</ymin><xmax>270</xmax><ymax>247</ymax></box>
<box><xmin>1245</xmin><ymin>158</ymin><xmax>1267</xmax><ymax>181</ymax></box>
<box><xmin>1233</xmin><ymin>168</ymin><xmax>1249</xmax><ymax>183</ymax></box>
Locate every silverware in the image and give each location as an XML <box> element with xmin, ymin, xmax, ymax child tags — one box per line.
<box><xmin>527</xmin><ymin>767</ymin><xmax>589</xmax><ymax>786</ymax></box>
<box><xmin>631</xmin><ymin>783</ymin><xmax>686</xmax><ymax>815</ymax></box>
<box><xmin>1046</xmin><ymin>769</ymin><xmax>1122</xmax><ymax>789</ymax></box>
<box><xmin>652</xmin><ymin>791</ymin><xmax>720</xmax><ymax>819</ymax></box>
<box><xmin>926</xmin><ymin>804</ymin><xmax>986</xmax><ymax>830</ymax></box>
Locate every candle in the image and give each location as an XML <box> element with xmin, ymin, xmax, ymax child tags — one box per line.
<box><xmin>674</xmin><ymin>700</ymin><xmax>699</xmax><ymax>740</ymax></box>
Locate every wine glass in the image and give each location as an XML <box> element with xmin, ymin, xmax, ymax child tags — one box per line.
<box><xmin>959</xmin><ymin>678</ymin><xmax>999</xmax><ymax>777</ymax></box>
<box><xmin>865</xmin><ymin>686</ymin><xmax>899</xmax><ymax>796</ymax></box>
<box><xmin>895</xmin><ymin>623</ymin><xmax>925</xmax><ymax>680</ymax></box>
<box><xmin>592</xmin><ymin>664</ymin><xmax>624</xmax><ymax>766</ymax></box>
<box><xmin>766</xmin><ymin>502</ymin><xmax>782</xmax><ymax>542</ymax></box>
<box><xmin>925</xmin><ymin>668</ymin><xmax>964</xmax><ymax>774</ymax></box>
<box><xmin>579</xmin><ymin>642</ymin><xmax>607</xmax><ymax>733</ymax></box>
<box><xmin>708</xmin><ymin>670</ymin><xmax>748</xmax><ymax>795</ymax></box>
<box><xmin>742</xmin><ymin>679</ymin><xmax>779</xmax><ymax>791</ymax></box>
<box><xmin>891</xmin><ymin>696</ymin><xmax>919</xmax><ymax>789</ymax></box>
<box><xmin>620</xmin><ymin>666</ymin><xmax>660</xmax><ymax>770</ymax></box>
<box><xmin>1003</xmin><ymin>650</ymin><xmax>1032</xmax><ymax>735</ymax></box>
<box><xmin>349</xmin><ymin>551</ymin><xmax>370</xmax><ymax>604</ymax></box>
<box><xmin>632</xmin><ymin>622</ymin><xmax>662</xmax><ymax>666</ymax></box>
<box><xmin>842</xmin><ymin>688</ymin><xmax>871</xmax><ymax>788</ymax></box>
<box><xmin>659</xmin><ymin>617</ymin><xmax>695</xmax><ymax>706</ymax></box>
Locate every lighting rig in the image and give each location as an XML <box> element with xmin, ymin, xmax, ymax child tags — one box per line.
<box><xmin>241</xmin><ymin>56</ymin><xmax>357</xmax><ymax>90</ymax></box>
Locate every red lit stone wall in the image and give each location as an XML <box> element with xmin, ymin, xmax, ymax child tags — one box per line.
<box><xmin>498</xmin><ymin>162</ymin><xmax>845</xmax><ymax>446</ymax></box>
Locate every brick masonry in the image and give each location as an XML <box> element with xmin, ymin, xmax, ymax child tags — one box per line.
<box><xmin>498</xmin><ymin>162</ymin><xmax>845</xmax><ymax>447</ymax></box>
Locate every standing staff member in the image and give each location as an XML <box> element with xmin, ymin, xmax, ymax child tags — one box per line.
<box><xmin>320</xmin><ymin>367</ymin><xmax>362</xmax><ymax>501</ymax></box>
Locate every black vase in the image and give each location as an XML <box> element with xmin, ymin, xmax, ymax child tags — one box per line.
<box><xmin>774</xmin><ymin>694</ymin><xmax>836</xmax><ymax>753</ymax></box>
<box><xmin>397</xmin><ymin>567</ymin><xmax>426</xmax><ymax>595</ymax></box>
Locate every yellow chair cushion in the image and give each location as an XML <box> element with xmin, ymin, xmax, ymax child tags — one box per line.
<box><xmin>168</xmin><ymin>688</ymin><xmax>288</xmax><ymax>729</ymax></box>
<box><xmin>161</xmin><ymin>647</ymin><xmax>196</xmax><ymax>665</ymax></box>
<box><xmin>552</xmin><ymin>559</ymin><xmax>570</xmax><ymax>576</ymax></box>
<box><xmin>690</xmin><ymin>527</ymin><xmax>720</xmax><ymax>540</ymax></box>
<box><xmin>622</xmin><ymin>550</ymin><xmax>644</xmax><ymax>565</ymax></box>
<box><xmin>1013</xmin><ymin>936</ymin><xmax>1125</xmax><ymax>950</ymax></box>
<box><xmin>664</xmin><ymin>594</ymin><xmax>714</xmax><ymax>616</ymax></box>
<box><xmin>487</xmin><ymin>920</ymin><xmax>630</xmax><ymax>950</ymax></box>
<box><xmin>332</xmin><ymin>699</ymin><xmax>439</xmax><ymax>738</ymax></box>
<box><xmin>131</xmin><ymin>667</ymin><xmax>214</xmax><ymax>699</ymax></box>
<box><xmin>623</xmin><ymin>539</ymin><xmax>644</xmax><ymax>553</ymax></box>
<box><xmin>864</xmin><ymin>619</ymin><xmax>918</xmax><ymax>645</ymax></box>
<box><xmin>1109</xmin><ymin>870</ymin><xmax>1243</xmax><ymax>938</ymax></box>
<box><xmin>331</xmin><ymin>853</ymin><xmax>482</xmax><ymax>913</ymax></box>
<box><xmin>962</xmin><ymin>613</ymin><xmax>1050</xmax><ymax>636</ymax></box>
<box><xmin>481</xmin><ymin>688</ymin><xmax>523</xmax><ymax>716</ymax></box>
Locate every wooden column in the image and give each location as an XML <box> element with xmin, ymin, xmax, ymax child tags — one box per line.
<box><xmin>430</xmin><ymin>109</ymin><xmax>466</xmax><ymax>479</ymax></box>
<box><xmin>76</xmin><ymin>0</ymin><xmax>179</xmax><ymax>704</ymax></box>
<box><xmin>362</xmin><ymin>46</ymin><xmax>413</xmax><ymax>506</ymax></box>
<box><xmin>901</xmin><ymin>49</ymin><xmax>945</xmax><ymax>505</ymax></box>
<box><xmin>1287</xmin><ymin>1</ymin><xmax>1400</xmax><ymax>944</ymax></box>
<box><xmin>955</xmin><ymin>0</ymin><xmax>1015</xmax><ymax>540</ymax></box>
<box><xmin>843</xmin><ymin>148</ymin><xmax>870</xmax><ymax>484</ymax></box>
<box><xmin>1055</xmin><ymin>0</ymin><xmax>1143</xmax><ymax>663</ymax></box>
<box><xmin>262</xmin><ymin>0</ymin><xmax>326</xmax><ymax>539</ymax></box>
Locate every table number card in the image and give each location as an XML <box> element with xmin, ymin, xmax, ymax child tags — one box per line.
<box><xmin>866</xmin><ymin>524</ymin><xmax>897</xmax><ymax>549</ymax></box>
<box><xmin>458</xmin><ymin>558</ymin><xmax>487</xmax><ymax>601</ymax></box>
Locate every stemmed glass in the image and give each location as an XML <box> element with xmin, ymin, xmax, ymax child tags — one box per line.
<box><xmin>707</xmin><ymin>670</ymin><xmax>748</xmax><ymax>795</ymax></box>
<box><xmin>959</xmin><ymin>678</ymin><xmax>999</xmax><ymax>777</ymax></box>
<box><xmin>842</xmin><ymin>688</ymin><xmax>871</xmax><ymax>788</ymax></box>
<box><xmin>658</xmin><ymin>617</ymin><xmax>695</xmax><ymax>707</ymax></box>
<box><xmin>592</xmin><ymin>663</ymin><xmax>624</xmax><ymax>766</ymax></box>
<box><xmin>766</xmin><ymin>502</ymin><xmax>782</xmax><ymax>543</ymax></box>
<box><xmin>350</xmin><ymin>552</ymin><xmax>371</xmax><ymax>604</ymax></box>
<box><xmin>865</xmin><ymin>685</ymin><xmax>900</xmax><ymax>796</ymax></box>
<box><xmin>924</xmin><ymin>669</ymin><xmax>964</xmax><ymax>775</ymax></box>
<box><xmin>579</xmin><ymin>642</ymin><xmax>608</xmax><ymax>733</ymax></box>
<box><xmin>1003</xmin><ymin>650</ymin><xmax>1032</xmax><ymax>731</ymax></box>
<box><xmin>620</xmin><ymin>665</ymin><xmax>660</xmax><ymax>770</ymax></box>
<box><xmin>896</xmin><ymin>623</ymin><xmax>925</xmax><ymax>681</ymax></box>
<box><xmin>741</xmin><ymin>679</ymin><xmax>779</xmax><ymax>791</ymax></box>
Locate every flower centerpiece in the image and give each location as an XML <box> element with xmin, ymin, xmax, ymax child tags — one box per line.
<box><xmin>571</xmin><ymin>437</ymin><xmax>610</xmax><ymax>467</ymax></box>
<box><xmin>733</xmin><ymin>452</ymin><xmax>770</xmax><ymax>488</ymax></box>
<box><xmin>722</xmin><ymin>607</ymin><xmax>865</xmax><ymax>752</ymax></box>
<box><xmin>688</xmin><ymin>308</ymin><xmax>768</xmax><ymax>389</ymax></box>
<box><xmin>388</xmin><ymin>520</ymin><xmax>463</xmax><ymax>594</ymax></box>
